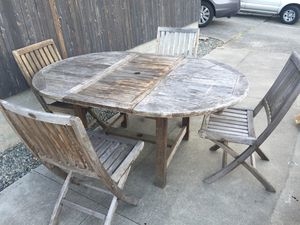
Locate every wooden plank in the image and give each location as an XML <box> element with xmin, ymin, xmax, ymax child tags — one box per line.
<box><xmin>61</xmin><ymin>199</ymin><xmax>105</xmax><ymax>220</ymax></box>
<box><xmin>43</xmin><ymin>46</ymin><xmax>55</xmax><ymax>64</ymax></box>
<box><xmin>67</xmin><ymin>53</ymin><xmax>138</xmax><ymax>94</ymax></box>
<box><xmin>206</xmin><ymin>127</ymin><xmax>249</xmax><ymax>136</ymax></box>
<box><xmin>207</xmin><ymin>124</ymin><xmax>249</xmax><ymax>134</ymax></box>
<box><xmin>24</xmin><ymin>53</ymin><xmax>38</xmax><ymax>74</ymax></box>
<box><xmin>211</xmin><ymin>114</ymin><xmax>247</xmax><ymax>122</ymax></box>
<box><xmin>105</xmin><ymin>127</ymin><xmax>174</xmax><ymax>147</ymax></box>
<box><xmin>154</xmin><ymin>118</ymin><xmax>168</xmax><ymax>188</ymax></box>
<box><xmin>48</xmin><ymin>0</ymin><xmax>68</xmax><ymax>58</ymax></box>
<box><xmin>167</xmin><ymin>126</ymin><xmax>187</xmax><ymax>168</ymax></box>
<box><xmin>1</xmin><ymin>0</ymin><xmax>201</xmax><ymax>98</ymax></box>
<box><xmin>29</xmin><ymin>51</ymin><xmax>42</xmax><ymax>70</ymax></box>
<box><xmin>49</xmin><ymin>171</ymin><xmax>72</xmax><ymax>225</ymax></box>
<box><xmin>156</xmin><ymin>27</ymin><xmax>199</xmax><ymax>56</ymax></box>
<box><xmin>209</xmin><ymin>120</ymin><xmax>248</xmax><ymax>130</ymax></box>
<box><xmin>182</xmin><ymin>117</ymin><xmax>189</xmax><ymax>140</ymax></box>
<box><xmin>38</xmin><ymin>48</ymin><xmax>50</xmax><ymax>65</ymax></box>
<box><xmin>209</xmin><ymin>117</ymin><xmax>248</xmax><ymax>126</ymax></box>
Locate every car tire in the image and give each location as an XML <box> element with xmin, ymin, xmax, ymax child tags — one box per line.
<box><xmin>199</xmin><ymin>1</ymin><xmax>214</xmax><ymax>27</ymax></box>
<box><xmin>280</xmin><ymin>5</ymin><xmax>300</xmax><ymax>24</ymax></box>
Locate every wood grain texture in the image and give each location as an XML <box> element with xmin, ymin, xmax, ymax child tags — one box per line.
<box><xmin>198</xmin><ymin>51</ymin><xmax>300</xmax><ymax>192</ymax></box>
<box><xmin>32</xmin><ymin>51</ymin><xmax>249</xmax><ymax>187</ymax></box>
<box><xmin>33</xmin><ymin>51</ymin><xmax>249</xmax><ymax>118</ymax></box>
<box><xmin>0</xmin><ymin>99</ymin><xmax>144</xmax><ymax>224</ymax></box>
<box><xmin>156</xmin><ymin>27</ymin><xmax>200</xmax><ymax>57</ymax></box>
<box><xmin>0</xmin><ymin>0</ymin><xmax>201</xmax><ymax>98</ymax></box>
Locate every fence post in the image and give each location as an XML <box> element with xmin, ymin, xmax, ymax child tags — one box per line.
<box><xmin>49</xmin><ymin>0</ymin><xmax>68</xmax><ymax>59</ymax></box>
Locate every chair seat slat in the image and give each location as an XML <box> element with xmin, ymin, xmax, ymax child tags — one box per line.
<box><xmin>206</xmin><ymin>127</ymin><xmax>249</xmax><ymax>136</ymax></box>
<box><xmin>198</xmin><ymin>51</ymin><xmax>300</xmax><ymax>192</ymax></box>
<box><xmin>209</xmin><ymin>117</ymin><xmax>248</xmax><ymax>126</ymax></box>
<box><xmin>208</xmin><ymin>121</ymin><xmax>249</xmax><ymax>132</ymax></box>
<box><xmin>0</xmin><ymin>100</ymin><xmax>144</xmax><ymax>225</ymax></box>
<box><xmin>210</xmin><ymin>114</ymin><xmax>248</xmax><ymax>122</ymax></box>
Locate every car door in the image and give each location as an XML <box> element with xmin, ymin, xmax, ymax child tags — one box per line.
<box><xmin>242</xmin><ymin>0</ymin><xmax>281</xmax><ymax>13</ymax></box>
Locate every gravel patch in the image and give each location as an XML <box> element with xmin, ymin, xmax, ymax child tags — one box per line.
<box><xmin>0</xmin><ymin>36</ymin><xmax>224</xmax><ymax>192</ymax></box>
<box><xmin>0</xmin><ymin>143</ymin><xmax>40</xmax><ymax>191</ymax></box>
<box><xmin>198</xmin><ymin>37</ymin><xmax>224</xmax><ymax>57</ymax></box>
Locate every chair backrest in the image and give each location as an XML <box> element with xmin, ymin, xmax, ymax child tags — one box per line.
<box><xmin>253</xmin><ymin>51</ymin><xmax>300</xmax><ymax>145</ymax></box>
<box><xmin>0</xmin><ymin>100</ymin><xmax>112</xmax><ymax>183</ymax></box>
<box><xmin>12</xmin><ymin>39</ymin><xmax>62</xmax><ymax>87</ymax></box>
<box><xmin>156</xmin><ymin>27</ymin><xmax>199</xmax><ymax>57</ymax></box>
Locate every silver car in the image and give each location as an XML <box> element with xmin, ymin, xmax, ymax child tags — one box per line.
<box><xmin>240</xmin><ymin>0</ymin><xmax>300</xmax><ymax>24</ymax></box>
<box><xmin>199</xmin><ymin>0</ymin><xmax>241</xmax><ymax>27</ymax></box>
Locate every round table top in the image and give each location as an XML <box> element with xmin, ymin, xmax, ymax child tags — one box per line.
<box><xmin>33</xmin><ymin>51</ymin><xmax>249</xmax><ymax>118</ymax></box>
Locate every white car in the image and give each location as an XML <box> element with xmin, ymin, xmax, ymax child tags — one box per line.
<box><xmin>240</xmin><ymin>0</ymin><xmax>300</xmax><ymax>24</ymax></box>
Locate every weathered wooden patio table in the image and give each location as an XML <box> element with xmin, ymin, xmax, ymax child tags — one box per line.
<box><xmin>32</xmin><ymin>51</ymin><xmax>249</xmax><ymax>188</ymax></box>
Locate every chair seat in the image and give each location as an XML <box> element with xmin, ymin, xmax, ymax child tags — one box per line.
<box><xmin>199</xmin><ymin>107</ymin><xmax>256</xmax><ymax>145</ymax></box>
<box><xmin>88</xmin><ymin>130</ymin><xmax>143</xmax><ymax>182</ymax></box>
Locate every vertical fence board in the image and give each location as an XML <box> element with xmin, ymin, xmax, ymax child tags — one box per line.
<box><xmin>0</xmin><ymin>0</ymin><xmax>201</xmax><ymax>98</ymax></box>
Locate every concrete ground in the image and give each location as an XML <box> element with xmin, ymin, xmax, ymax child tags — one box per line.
<box><xmin>1</xmin><ymin>15</ymin><xmax>300</xmax><ymax>225</ymax></box>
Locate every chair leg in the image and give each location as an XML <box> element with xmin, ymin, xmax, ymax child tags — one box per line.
<box><xmin>102</xmin><ymin>167</ymin><xmax>137</xmax><ymax>225</ymax></box>
<box><xmin>204</xmin><ymin>141</ymin><xmax>276</xmax><ymax>192</ymax></box>
<box><xmin>255</xmin><ymin>148</ymin><xmax>269</xmax><ymax>161</ymax></box>
<box><xmin>115</xmin><ymin>168</ymin><xmax>139</xmax><ymax>206</ymax></box>
<box><xmin>222</xmin><ymin>141</ymin><xmax>228</xmax><ymax>168</ymax></box>
<box><xmin>209</xmin><ymin>144</ymin><xmax>220</xmax><ymax>151</ymax></box>
<box><xmin>104</xmin><ymin>196</ymin><xmax>118</xmax><ymax>225</ymax></box>
<box><xmin>222</xmin><ymin>150</ymin><xmax>227</xmax><ymax>168</ymax></box>
<box><xmin>120</xmin><ymin>113</ymin><xmax>128</xmax><ymax>128</ymax></box>
<box><xmin>49</xmin><ymin>171</ymin><xmax>73</xmax><ymax>225</ymax></box>
<box><xmin>250</xmin><ymin>154</ymin><xmax>256</xmax><ymax>168</ymax></box>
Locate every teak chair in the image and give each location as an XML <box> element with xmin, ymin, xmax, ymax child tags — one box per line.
<box><xmin>12</xmin><ymin>39</ymin><xmax>123</xmax><ymax>129</ymax></box>
<box><xmin>0</xmin><ymin>100</ymin><xmax>144</xmax><ymax>225</ymax></box>
<box><xmin>12</xmin><ymin>39</ymin><xmax>67</xmax><ymax>112</ymax></box>
<box><xmin>198</xmin><ymin>51</ymin><xmax>300</xmax><ymax>192</ymax></box>
<box><xmin>156</xmin><ymin>26</ymin><xmax>200</xmax><ymax>57</ymax></box>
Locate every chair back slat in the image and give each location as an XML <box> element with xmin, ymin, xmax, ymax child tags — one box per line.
<box><xmin>0</xmin><ymin>100</ymin><xmax>107</xmax><ymax>178</ymax></box>
<box><xmin>254</xmin><ymin>52</ymin><xmax>300</xmax><ymax>144</ymax></box>
<box><xmin>156</xmin><ymin>27</ymin><xmax>199</xmax><ymax>57</ymax></box>
<box><xmin>254</xmin><ymin>52</ymin><xmax>300</xmax><ymax>123</ymax></box>
<box><xmin>13</xmin><ymin>39</ymin><xmax>62</xmax><ymax>87</ymax></box>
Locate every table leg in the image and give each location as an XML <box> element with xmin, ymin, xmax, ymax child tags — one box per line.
<box><xmin>154</xmin><ymin>118</ymin><xmax>168</xmax><ymax>188</ymax></box>
<box><xmin>120</xmin><ymin>113</ymin><xmax>128</xmax><ymax>128</ymax></box>
<box><xmin>182</xmin><ymin>117</ymin><xmax>190</xmax><ymax>140</ymax></box>
<box><xmin>73</xmin><ymin>105</ymin><xmax>88</xmax><ymax>128</ymax></box>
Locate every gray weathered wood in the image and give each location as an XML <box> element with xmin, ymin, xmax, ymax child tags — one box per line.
<box><xmin>0</xmin><ymin>100</ymin><xmax>144</xmax><ymax>225</ymax></box>
<box><xmin>32</xmin><ymin>51</ymin><xmax>249</xmax><ymax>188</ymax></box>
<box><xmin>13</xmin><ymin>39</ymin><xmax>124</xmax><ymax>128</ymax></box>
<box><xmin>156</xmin><ymin>27</ymin><xmax>200</xmax><ymax>57</ymax></box>
<box><xmin>199</xmin><ymin>51</ymin><xmax>300</xmax><ymax>192</ymax></box>
<box><xmin>33</xmin><ymin>52</ymin><xmax>249</xmax><ymax>118</ymax></box>
<box><xmin>0</xmin><ymin>0</ymin><xmax>201</xmax><ymax>98</ymax></box>
<box><xmin>154</xmin><ymin>118</ymin><xmax>168</xmax><ymax>187</ymax></box>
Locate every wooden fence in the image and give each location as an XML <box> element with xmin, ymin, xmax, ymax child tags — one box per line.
<box><xmin>0</xmin><ymin>0</ymin><xmax>201</xmax><ymax>98</ymax></box>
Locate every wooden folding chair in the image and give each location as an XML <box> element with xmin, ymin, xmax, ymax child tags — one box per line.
<box><xmin>198</xmin><ymin>51</ymin><xmax>300</xmax><ymax>192</ymax></box>
<box><xmin>0</xmin><ymin>100</ymin><xmax>144</xmax><ymax>225</ymax></box>
<box><xmin>12</xmin><ymin>39</ymin><xmax>126</xmax><ymax>129</ymax></box>
<box><xmin>12</xmin><ymin>39</ymin><xmax>67</xmax><ymax>112</ymax></box>
<box><xmin>156</xmin><ymin>26</ymin><xmax>200</xmax><ymax>57</ymax></box>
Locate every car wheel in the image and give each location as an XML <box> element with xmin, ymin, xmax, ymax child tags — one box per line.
<box><xmin>280</xmin><ymin>5</ymin><xmax>300</xmax><ymax>24</ymax></box>
<box><xmin>199</xmin><ymin>1</ymin><xmax>214</xmax><ymax>27</ymax></box>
